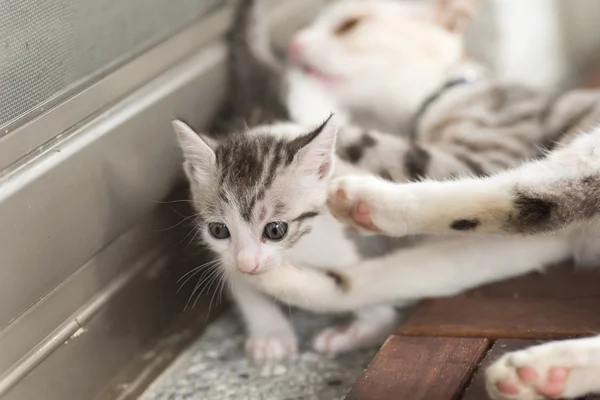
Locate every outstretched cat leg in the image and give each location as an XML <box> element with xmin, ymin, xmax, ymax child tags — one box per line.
<box><xmin>327</xmin><ymin>127</ymin><xmax>600</xmax><ymax>237</ymax></box>
<box><xmin>487</xmin><ymin>336</ymin><xmax>600</xmax><ymax>400</ymax></box>
<box><xmin>230</xmin><ymin>276</ymin><xmax>297</xmax><ymax>360</ymax></box>
<box><xmin>250</xmin><ymin>234</ymin><xmax>571</xmax><ymax>313</ymax></box>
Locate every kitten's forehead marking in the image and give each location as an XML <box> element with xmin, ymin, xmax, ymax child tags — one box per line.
<box><xmin>214</xmin><ymin>118</ymin><xmax>332</xmax><ymax>222</ymax></box>
<box><xmin>215</xmin><ymin>135</ymin><xmax>296</xmax><ymax>222</ymax></box>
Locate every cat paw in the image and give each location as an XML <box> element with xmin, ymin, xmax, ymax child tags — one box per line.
<box><xmin>245</xmin><ymin>334</ymin><xmax>298</xmax><ymax>360</ymax></box>
<box><xmin>327</xmin><ymin>176</ymin><xmax>410</xmax><ymax>236</ymax></box>
<box><xmin>312</xmin><ymin>322</ymin><xmax>388</xmax><ymax>355</ymax></box>
<box><xmin>486</xmin><ymin>348</ymin><xmax>572</xmax><ymax>400</ymax></box>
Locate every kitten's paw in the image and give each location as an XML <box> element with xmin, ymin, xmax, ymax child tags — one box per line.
<box><xmin>312</xmin><ymin>321</ymin><xmax>389</xmax><ymax>355</ymax></box>
<box><xmin>327</xmin><ymin>176</ymin><xmax>411</xmax><ymax>236</ymax></box>
<box><xmin>245</xmin><ymin>333</ymin><xmax>298</xmax><ymax>360</ymax></box>
<box><xmin>486</xmin><ymin>342</ymin><xmax>585</xmax><ymax>400</ymax></box>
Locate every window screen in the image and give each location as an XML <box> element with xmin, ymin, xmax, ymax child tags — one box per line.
<box><xmin>0</xmin><ymin>0</ymin><xmax>223</xmax><ymax>133</ymax></box>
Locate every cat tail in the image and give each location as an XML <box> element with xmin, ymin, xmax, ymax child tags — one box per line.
<box><xmin>210</xmin><ymin>0</ymin><xmax>289</xmax><ymax>134</ymax></box>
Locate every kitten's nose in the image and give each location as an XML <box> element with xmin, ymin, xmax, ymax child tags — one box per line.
<box><xmin>237</xmin><ymin>254</ymin><xmax>259</xmax><ymax>274</ymax></box>
<box><xmin>288</xmin><ymin>39</ymin><xmax>304</xmax><ymax>59</ymax></box>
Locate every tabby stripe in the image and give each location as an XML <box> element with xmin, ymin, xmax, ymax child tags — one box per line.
<box><xmin>450</xmin><ymin>137</ymin><xmax>527</xmax><ymax>160</ymax></box>
<box><xmin>378</xmin><ymin>169</ymin><xmax>394</xmax><ymax>182</ymax></box>
<box><xmin>340</xmin><ymin>131</ymin><xmax>377</xmax><ymax>164</ymax></box>
<box><xmin>553</xmin><ymin>103</ymin><xmax>597</xmax><ymax>144</ymax></box>
<box><xmin>292</xmin><ymin>211</ymin><xmax>320</xmax><ymax>222</ymax></box>
<box><xmin>287</xmin><ymin>227</ymin><xmax>312</xmax><ymax>246</ymax></box>
<box><xmin>404</xmin><ymin>143</ymin><xmax>431</xmax><ymax>180</ymax></box>
<box><xmin>452</xmin><ymin>152</ymin><xmax>486</xmax><ymax>176</ymax></box>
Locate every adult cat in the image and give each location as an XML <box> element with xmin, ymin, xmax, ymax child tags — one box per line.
<box><xmin>326</xmin><ymin>127</ymin><xmax>600</xmax><ymax>400</ymax></box>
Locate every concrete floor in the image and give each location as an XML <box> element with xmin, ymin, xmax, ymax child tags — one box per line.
<box><xmin>139</xmin><ymin>310</ymin><xmax>380</xmax><ymax>400</ymax></box>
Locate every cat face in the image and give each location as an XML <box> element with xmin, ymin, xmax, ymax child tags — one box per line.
<box><xmin>173</xmin><ymin>118</ymin><xmax>337</xmax><ymax>275</ymax></box>
<box><xmin>288</xmin><ymin>0</ymin><xmax>476</xmax><ymax>110</ymax></box>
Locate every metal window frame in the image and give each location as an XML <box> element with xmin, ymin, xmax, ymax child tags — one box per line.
<box><xmin>0</xmin><ymin>7</ymin><xmax>232</xmax><ymax>175</ymax></box>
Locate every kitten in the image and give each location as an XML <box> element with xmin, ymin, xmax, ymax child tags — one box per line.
<box><xmin>174</xmin><ymin>0</ymin><xmax>600</xmax><ymax>361</ymax></box>
<box><xmin>326</xmin><ymin>127</ymin><xmax>600</xmax><ymax>400</ymax></box>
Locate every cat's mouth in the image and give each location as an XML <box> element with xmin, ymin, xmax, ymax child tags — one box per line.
<box><xmin>297</xmin><ymin>60</ymin><xmax>341</xmax><ymax>84</ymax></box>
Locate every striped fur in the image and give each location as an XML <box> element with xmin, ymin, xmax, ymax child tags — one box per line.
<box><xmin>336</xmin><ymin>85</ymin><xmax>600</xmax><ymax>182</ymax></box>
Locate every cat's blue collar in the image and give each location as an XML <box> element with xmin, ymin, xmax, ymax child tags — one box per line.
<box><xmin>409</xmin><ymin>73</ymin><xmax>479</xmax><ymax>139</ymax></box>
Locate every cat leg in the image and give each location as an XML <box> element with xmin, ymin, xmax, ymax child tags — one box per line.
<box><xmin>251</xmin><ymin>234</ymin><xmax>571</xmax><ymax>313</ymax></box>
<box><xmin>312</xmin><ymin>304</ymin><xmax>399</xmax><ymax>354</ymax></box>
<box><xmin>486</xmin><ymin>336</ymin><xmax>600</xmax><ymax>400</ymax></box>
<box><xmin>230</xmin><ymin>276</ymin><xmax>297</xmax><ymax>360</ymax></box>
<box><xmin>328</xmin><ymin>126</ymin><xmax>600</xmax><ymax>237</ymax></box>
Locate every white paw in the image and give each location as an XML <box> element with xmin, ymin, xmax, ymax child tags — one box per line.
<box><xmin>245</xmin><ymin>333</ymin><xmax>298</xmax><ymax>360</ymax></box>
<box><xmin>486</xmin><ymin>344</ymin><xmax>575</xmax><ymax>400</ymax></box>
<box><xmin>327</xmin><ymin>176</ymin><xmax>413</xmax><ymax>236</ymax></box>
<box><xmin>312</xmin><ymin>322</ymin><xmax>389</xmax><ymax>355</ymax></box>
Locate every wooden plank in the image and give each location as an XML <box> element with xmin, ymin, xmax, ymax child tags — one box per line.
<box><xmin>464</xmin><ymin>265</ymin><xmax>600</xmax><ymax>299</ymax></box>
<box><xmin>398</xmin><ymin>265</ymin><xmax>600</xmax><ymax>339</ymax></box>
<box><xmin>398</xmin><ymin>297</ymin><xmax>600</xmax><ymax>339</ymax></box>
<box><xmin>461</xmin><ymin>339</ymin><xmax>600</xmax><ymax>400</ymax></box>
<box><xmin>346</xmin><ymin>336</ymin><xmax>489</xmax><ymax>400</ymax></box>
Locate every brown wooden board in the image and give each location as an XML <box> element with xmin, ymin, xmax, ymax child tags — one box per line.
<box><xmin>398</xmin><ymin>265</ymin><xmax>600</xmax><ymax>339</ymax></box>
<box><xmin>463</xmin><ymin>265</ymin><xmax>600</xmax><ymax>299</ymax></box>
<box><xmin>346</xmin><ymin>336</ymin><xmax>489</xmax><ymax>400</ymax></box>
<box><xmin>398</xmin><ymin>297</ymin><xmax>600</xmax><ymax>339</ymax></box>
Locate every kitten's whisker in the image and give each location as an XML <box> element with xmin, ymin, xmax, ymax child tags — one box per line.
<box><xmin>174</xmin><ymin>224</ymin><xmax>201</xmax><ymax>248</ymax></box>
<box><xmin>201</xmin><ymin>268</ymin><xmax>225</xmax><ymax>313</ymax></box>
<box><xmin>184</xmin><ymin>273</ymin><xmax>205</xmax><ymax>311</ymax></box>
<box><xmin>155</xmin><ymin>214</ymin><xmax>199</xmax><ymax>232</ymax></box>
<box><xmin>217</xmin><ymin>269</ymin><xmax>229</xmax><ymax>305</ymax></box>
<box><xmin>177</xmin><ymin>259</ymin><xmax>219</xmax><ymax>285</ymax></box>
<box><xmin>149</xmin><ymin>199</ymin><xmax>198</xmax><ymax>205</ymax></box>
<box><xmin>177</xmin><ymin>263</ymin><xmax>219</xmax><ymax>293</ymax></box>
<box><xmin>183</xmin><ymin>226</ymin><xmax>204</xmax><ymax>250</ymax></box>
<box><xmin>184</xmin><ymin>267</ymin><xmax>220</xmax><ymax>311</ymax></box>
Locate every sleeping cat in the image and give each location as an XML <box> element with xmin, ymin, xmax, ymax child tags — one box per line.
<box><xmin>325</xmin><ymin>127</ymin><xmax>600</xmax><ymax>400</ymax></box>
<box><xmin>176</xmin><ymin>0</ymin><xmax>600</xmax><ymax>360</ymax></box>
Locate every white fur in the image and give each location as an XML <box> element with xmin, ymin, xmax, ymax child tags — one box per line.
<box><xmin>487</xmin><ymin>336</ymin><xmax>600</xmax><ymax>400</ymax></box>
<box><xmin>286</xmin><ymin>0</ymin><xmax>476</xmax><ymax>132</ymax></box>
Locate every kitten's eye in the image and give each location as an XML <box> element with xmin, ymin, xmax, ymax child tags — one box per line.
<box><xmin>335</xmin><ymin>17</ymin><xmax>362</xmax><ymax>35</ymax></box>
<box><xmin>208</xmin><ymin>222</ymin><xmax>230</xmax><ymax>239</ymax></box>
<box><xmin>263</xmin><ymin>221</ymin><xmax>288</xmax><ymax>241</ymax></box>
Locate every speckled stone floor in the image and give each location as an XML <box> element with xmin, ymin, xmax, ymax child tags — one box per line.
<box><xmin>139</xmin><ymin>310</ymin><xmax>382</xmax><ymax>400</ymax></box>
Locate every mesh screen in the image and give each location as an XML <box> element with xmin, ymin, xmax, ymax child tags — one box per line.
<box><xmin>0</xmin><ymin>0</ymin><xmax>223</xmax><ymax>130</ymax></box>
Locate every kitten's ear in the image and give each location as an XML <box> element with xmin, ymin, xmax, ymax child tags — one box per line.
<box><xmin>434</xmin><ymin>0</ymin><xmax>478</xmax><ymax>34</ymax></box>
<box><xmin>293</xmin><ymin>114</ymin><xmax>337</xmax><ymax>181</ymax></box>
<box><xmin>172</xmin><ymin>120</ymin><xmax>216</xmax><ymax>181</ymax></box>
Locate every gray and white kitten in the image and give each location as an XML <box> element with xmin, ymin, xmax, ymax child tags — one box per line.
<box><xmin>174</xmin><ymin>0</ymin><xmax>600</xmax><ymax>360</ymax></box>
